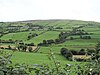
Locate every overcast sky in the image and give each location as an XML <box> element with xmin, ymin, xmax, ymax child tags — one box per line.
<box><xmin>0</xmin><ymin>0</ymin><xmax>100</xmax><ymax>22</ymax></box>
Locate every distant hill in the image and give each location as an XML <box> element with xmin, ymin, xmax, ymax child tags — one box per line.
<box><xmin>0</xmin><ymin>19</ymin><xmax>100</xmax><ymax>27</ymax></box>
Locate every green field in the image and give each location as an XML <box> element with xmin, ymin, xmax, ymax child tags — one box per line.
<box><xmin>0</xmin><ymin>20</ymin><xmax>100</xmax><ymax>75</ymax></box>
<box><xmin>0</xmin><ymin>31</ymin><xmax>42</xmax><ymax>41</ymax></box>
<box><xmin>26</xmin><ymin>31</ymin><xmax>60</xmax><ymax>45</ymax></box>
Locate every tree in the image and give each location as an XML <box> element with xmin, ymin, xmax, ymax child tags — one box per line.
<box><xmin>22</xmin><ymin>45</ymin><xmax>27</xmax><ymax>52</ymax></box>
<box><xmin>86</xmin><ymin>48</ymin><xmax>96</xmax><ymax>55</ymax></box>
<box><xmin>64</xmin><ymin>51</ymin><xmax>73</xmax><ymax>60</ymax></box>
<box><xmin>70</xmin><ymin>50</ymin><xmax>78</xmax><ymax>55</ymax></box>
<box><xmin>48</xmin><ymin>26</ymin><xmax>54</xmax><ymax>30</ymax></box>
<box><xmin>26</xmin><ymin>23</ymin><xmax>33</xmax><ymax>27</ymax></box>
<box><xmin>27</xmin><ymin>35</ymin><xmax>31</xmax><ymax>40</ymax></box>
<box><xmin>43</xmin><ymin>40</ymin><xmax>47</xmax><ymax>44</ymax></box>
<box><xmin>78</xmin><ymin>49</ymin><xmax>86</xmax><ymax>55</ymax></box>
<box><xmin>60</xmin><ymin>48</ymin><xmax>68</xmax><ymax>55</ymax></box>
<box><xmin>60</xmin><ymin>48</ymin><xmax>73</xmax><ymax>60</ymax></box>
<box><xmin>70</xmin><ymin>37</ymin><xmax>74</xmax><ymax>40</ymax></box>
<box><xmin>80</xmin><ymin>35</ymin><xmax>91</xmax><ymax>39</ymax></box>
<box><xmin>95</xmin><ymin>41</ymin><xmax>100</xmax><ymax>54</ymax></box>
<box><xmin>47</xmin><ymin>39</ymin><xmax>55</xmax><ymax>44</ymax></box>
<box><xmin>55</xmin><ymin>39</ymin><xmax>60</xmax><ymax>44</ymax></box>
<box><xmin>8</xmin><ymin>45</ymin><xmax>11</xmax><ymax>49</ymax></box>
<box><xmin>28</xmin><ymin>46</ymin><xmax>33</xmax><ymax>52</ymax></box>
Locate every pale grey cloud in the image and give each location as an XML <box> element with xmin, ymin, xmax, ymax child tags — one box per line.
<box><xmin>0</xmin><ymin>0</ymin><xmax>100</xmax><ymax>22</ymax></box>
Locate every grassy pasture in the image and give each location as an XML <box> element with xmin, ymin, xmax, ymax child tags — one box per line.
<box><xmin>0</xmin><ymin>20</ymin><xmax>100</xmax><ymax>75</ymax></box>
<box><xmin>0</xmin><ymin>31</ymin><xmax>42</xmax><ymax>41</ymax></box>
<box><xmin>0</xmin><ymin>21</ymin><xmax>100</xmax><ymax>51</ymax></box>
<box><xmin>3</xmin><ymin>49</ymin><xmax>87</xmax><ymax>75</ymax></box>
<box><xmin>4</xmin><ymin>49</ymin><xmax>85</xmax><ymax>66</ymax></box>
<box><xmin>26</xmin><ymin>31</ymin><xmax>60</xmax><ymax>45</ymax></box>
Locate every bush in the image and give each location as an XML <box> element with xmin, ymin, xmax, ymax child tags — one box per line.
<box><xmin>60</xmin><ymin>48</ymin><xmax>73</xmax><ymax>60</ymax></box>
<box><xmin>70</xmin><ymin>50</ymin><xmax>78</xmax><ymax>55</ymax></box>
<box><xmin>28</xmin><ymin>46</ymin><xmax>33</xmax><ymax>52</ymax></box>
<box><xmin>78</xmin><ymin>49</ymin><xmax>86</xmax><ymax>55</ymax></box>
<box><xmin>86</xmin><ymin>49</ymin><xmax>96</xmax><ymax>55</ymax></box>
<box><xmin>60</xmin><ymin>48</ymin><xmax>68</xmax><ymax>55</ymax></box>
<box><xmin>70</xmin><ymin>37</ymin><xmax>74</xmax><ymax>40</ymax></box>
<box><xmin>80</xmin><ymin>35</ymin><xmax>91</xmax><ymax>39</ymax></box>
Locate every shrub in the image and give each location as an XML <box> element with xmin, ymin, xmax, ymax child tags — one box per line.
<box><xmin>70</xmin><ymin>37</ymin><xmax>74</xmax><ymax>40</ymax></box>
<box><xmin>86</xmin><ymin>49</ymin><xmax>96</xmax><ymax>55</ymax></box>
<box><xmin>60</xmin><ymin>48</ymin><xmax>73</xmax><ymax>60</ymax></box>
<box><xmin>78</xmin><ymin>49</ymin><xmax>86</xmax><ymax>55</ymax></box>
<box><xmin>28</xmin><ymin>46</ymin><xmax>33</xmax><ymax>52</ymax></box>
<box><xmin>70</xmin><ymin>50</ymin><xmax>78</xmax><ymax>55</ymax></box>
<box><xmin>95</xmin><ymin>41</ymin><xmax>100</xmax><ymax>54</ymax></box>
<box><xmin>8</xmin><ymin>45</ymin><xmax>12</xmax><ymax>49</ymax></box>
<box><xmin>60</xmin><ymin>48</ymin><xmax>68</xmax><ymax>55</ymax></box>
<box><xmin>80</xmin><ymin>35</ymin><xmax>91</xmax><ymax>39</ymax></box>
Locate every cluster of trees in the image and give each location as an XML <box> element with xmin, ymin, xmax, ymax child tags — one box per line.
<box><xmin>0</xmin><ymin>31</ymin><xmax>10</xmax><ymax>38</ymax></box>
<box><xmin>38</xmin><ymin>28</ymin><xmax>92</xmax><ymax>46</ymax></box>
<box><xmin>17</xmin><ymin>42</ymin><xmax>35</xmax><ymax>52</ymax></box>
<box><xmin>80</xmin><ymin>35</ymin><xmax>91</xmax><ymax>39</ymax></box>
<box><xmin>27</xmin><ymin>23</ymin><xmax>44</xmax><ymax>30</ymax></box>
<box><xmin>0</xmin><ymin>31</ymin><xmax>4</xmax><ymax>37</ymax></box>
<box><xmin>0</xmin><ymin>39</ymin><xmax>24</xmax><ymax>44</ymax></box>
<box><xmin>17</xmin><ymin>45</ymin><xmax>27</xmax><ymax>52</ymax></box>
<box><xmin>60</xmin><ymin>48</ymin><xmax>73</xmax><ymax>60</ymax></box>
<box><xmin>95</xmin><ymin>41</ymin><xmax>100</xmax><ymax>54</ymax></box>
<box><xmin>0</xmin><ymin>39</ymin><xmax>35</xmax><ymax>47</ymax></box>
<box><xmin>0</xmin><ymin>39</ymin><xmax>15</xmax><ymax>44</ymax></box>
<box><xmin>38</xmin><ymin>31</ymin><xmax>70</xmax><ymax>46</ymax></box>
<box><xmin>7</xmin><ymin>25</ymin><xmax>30</xmax><ymax>33</ymax></box>
<box><xmin>0</xmin><ymin>34</ymin><xmax>3</xmax><ymax>38</ymax></box>
<box><xmin>38</xmin><ymin>37</ymin><xmax>67</xmax><ymax>46</ymax></box>
<box><xmin>48</xmin><ymin>26</ymin><xmax>54</xmax><ymax>31</ymax></box>
<box><xmin>55</xmin><ymin>27</ymin><xmax>63</xmax><ymax>29</ymax></box>
<box><xmin>38</xmin><ymin>39</ymin><xmax>55</xmax><ymax>46</ymax></box>
<box><xmin>58</xmin><ymin>32</ymin><xmax>68</xmax><ymax>43</ymax></box>
<box><xmin>17</xmin><ymin>45</ymin><xmax>33</xmax><ymax>52</ymax></box>
<box><xmin>70</xmin><ymin>48</ymin><xmax>96</xmax><ymax>55</ymax></box>
<box><xmin>0</xmin><ymin>23</ymin><xmax>45</xmax><ymax>38</ymax></box>
<box><xmin>57</xmin><ymin>27</ymin><xmax>90</xmax><ymax>44</ymax></box>
<box><xmin>70</xmin><ymin>29</ymin><xmax>89</xmax><ymax>35</ymax></box>
<box><xmin>60</xmin><ymin>42</ymin><xmax>100</xmax><ymax>61</ymax></box>
<box><xmin>0</xmin><ymin>44</ymin><xmax>34</xmax><ymax>52</ymax></box>
<box><xmin>0</xmin><ymin>41</ymin><xmax>35</xmax><ymax>52</ymax></box>
<box><xmin>19</xmin><ymin>42</ymin><xmax>34</xmax><ymax>46</ymax></box>
<box><xmin>70</xmin><ymin>49</ymin><xmax>86</xmax><ymax>55</ymax></box>
<box><xmin>27</xmin><ymin>33</ymin><xmax>38</xmax><ymax>40</ymax></box>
